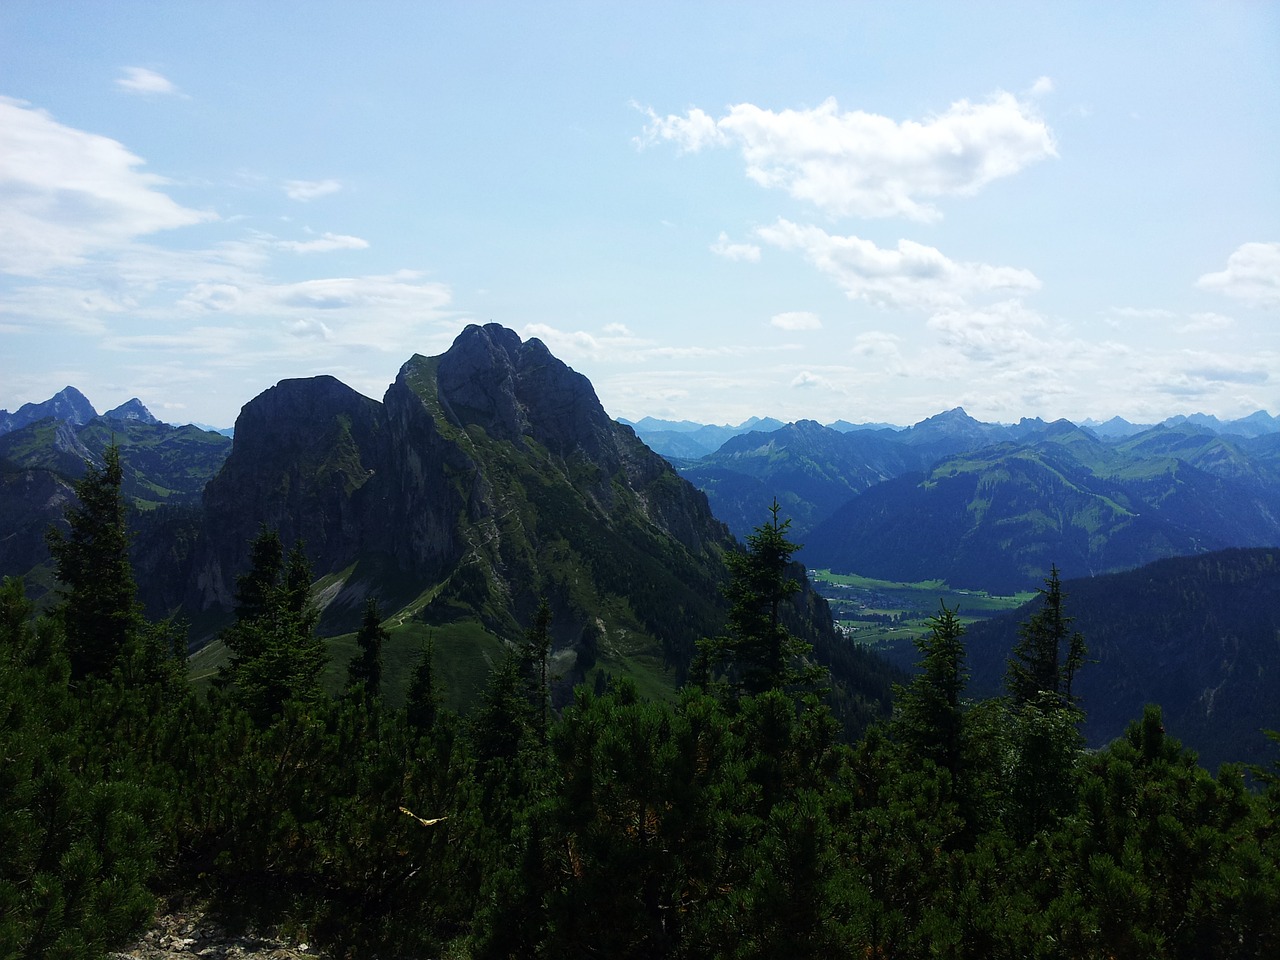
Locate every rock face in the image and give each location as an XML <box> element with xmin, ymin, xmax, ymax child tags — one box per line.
<box><xmin>104</xmin><ymin>398</ymin><xmax>160</xmax><ymax>425</ymax></box>
<box><xmin>0</xmin><ymin>386</ymin><xmax>97</xmax><ymax>436</ymax></box>
<box><xmin>187</xmin><ymin>324</ymin><xmax>736</xmax><ymax>677</ymax></box>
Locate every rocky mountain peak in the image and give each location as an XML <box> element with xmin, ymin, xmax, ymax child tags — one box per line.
<box><xmin>0</xmin><ymin>385</ymin><xmax>97</xmax><ymax>436</ymax></box>
<box><xmin>103</xmin><ymin>398</ymin><xmax>159</xmax><ymax>425</ymax></box>
<box><xmin>435</xmin><ymin>323</ymin><xmax>616</xmax><ymax>462</ymax></box>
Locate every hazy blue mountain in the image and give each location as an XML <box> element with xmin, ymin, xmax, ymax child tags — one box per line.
<box><xmin>623</xmin><ymin>416</ymin><xmax>786</xmax><ymax>459</ymax></box>
<box><xmin>680</xmin><ymin>419</ymin><xmax>923</xmax><ymax>539</ymax></box>
<box><xmin>0</xmin><ymin>386</ymin><xmax>97</xmax><ymax>435</ymax></box>
<box><xmin>827</xmin><ymin>419</ymin><xmax>904</xmax><ymax>433</ymax></box>
<box><xmin>102</xmin><ymin>398</ymin><xmax>159</xmax><ymax>424</ymax></box>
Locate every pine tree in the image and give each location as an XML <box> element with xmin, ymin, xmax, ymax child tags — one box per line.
<box><xmin>522</xmin><ymin>599</ymin><xmax>553</xmax><ymax>743</ymax></box>
<box><xmin>405</xmin><ymin>635</ymin><xmax>442</xmax><ymax>732</ymax></box>
<box><xmin>699</xmin><ymin>499</ymin><xmax>816</xmax><ymax>696</ymax></box>
<box><xmin>221</xmin><ymin>527</ymin><xmax>326</xmax><ymax>722</ymax></box>
<box><xmin>46</xmin><ymin>445</ymin><xmax>142</xmax><ymax>680</ymax></box>
<box><xmin>893</xmin><ymin>602</ymin><xmax>967</xmax><ymax>781</ymax></box>
<box><xmin>347</xmin><ymin>596</ymin><xmax>388</xmax><ymax>699</ymax></box>
<box><xmin>1005</xmin><ymin>565</ymin><xmax>1087</xmax><ymax>709</ymax></box>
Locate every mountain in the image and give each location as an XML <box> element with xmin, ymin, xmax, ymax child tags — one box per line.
<box><xmin>800</xmin><ymin>423</ymin><xmax>1280</xmax><ymax>593</ymax></box>
<box><xmin>103</xmin><ymin>398</ymin><xmax>160</xmax><ymax>425</ymax></box>
<box><xmin>0</xmin><ymin>416</ymin><xmax>233</xmax><ymax>611</ymax></box>
<box><xmin>184</xmin><ymin>324</ymin><xmax>760</xmax><ymax>697</ymax></box>
<box><xmin>0</xmin><ymin>386</ymin><xmax>97</xmax><ymax>435</ymax></box>
<box><xmin>905</xmin><ymin>548</ymin><xmax>1280</xmax><ymax>770</ymax></box>
<box><xmin>622</xmin><ymin>416</ymin><xmax>787</xmax><ymax>460</ymax></box>
<box><xmin>679</xmin><ymin>419</ymin><xmax>924</xmax><ymax>538</ymax></box>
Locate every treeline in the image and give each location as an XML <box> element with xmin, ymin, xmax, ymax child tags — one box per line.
<box><xmin>3</xmin><ymin>453</ymin><xmax>1279</xmax><ymax>958</ymax></box>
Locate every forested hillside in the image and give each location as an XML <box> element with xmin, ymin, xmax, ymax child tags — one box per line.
<box><xmin>896</xmin><ymin>549</ymin><xmax>1280</xmax><ymax>770</ymax></box>
<box><xmin>3</xmin><ymin>443</ymin><xmax>1278</xmax><ymax>959</ymax></box>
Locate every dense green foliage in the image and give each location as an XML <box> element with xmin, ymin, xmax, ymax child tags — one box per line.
<box><xmin>946</xmin><ymin>548</ymin><xmax>1280</xmax><ymax>769</ymax></box>
<box><xmin>3</xmin><ymin>464</ymin><xmax>1279</xmax><ymax>958</ymax></box>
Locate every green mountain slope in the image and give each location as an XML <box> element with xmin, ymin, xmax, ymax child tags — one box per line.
<box><xmin>801</xmin><ymin>424</ymin><xmax>1280</xmax><ymax>592</ymax></box>
<box><xmin>922</xmin><ymin>548</ymin><xmax>1280</xmax><ymax>770</ymax></box>
<box><xmin>185</xmin><ymin>325</ymin><xmax>745</xmax><ymax>699</ymax></box>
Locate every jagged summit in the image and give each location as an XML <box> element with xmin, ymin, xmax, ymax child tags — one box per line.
<box><xmin>433</xmin><ymin>323</ymin><xmax>615</xmax><ymax>463</ymax></box>
<box><xmin>102</xmin><ymin>398</ymin><xmax>159</xmax><ymax>425</ymax></box>
<box><xmin>0</xmin><ymin>386</ymin><xmax>97</xmax><ymax>435</ymax></box>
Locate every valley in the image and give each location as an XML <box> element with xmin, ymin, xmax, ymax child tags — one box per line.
<box><xmin>809</xmin><ymin>568</ymin><xmax>1034</xmax><ymax>647</ymax></box>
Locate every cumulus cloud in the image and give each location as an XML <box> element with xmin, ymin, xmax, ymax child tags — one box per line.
<box><xmin>710</xmin><ymin>231</ymin><xmax>762</xmax><ymax>262</ymax></box>
<box><xmin>0</xmin><ymin>97</ymin><xmax>215</xmax><ymax>275</ymax></box>
<box><xmin>116</xmin><ymin>67</ymin><xmax>184</xmax><ymax>97</ymax></box>
<box><xmin>756</xmin><ymin>219</ymin><xmax>1040</xmax><ymax>309</ymax></box>
<box><xmin>639</xmin><ymin>91</ymin><xmax>1056</xmax><ymax>221</ymax></box>
<box><xmin>275</xmin><ymin>232</ymin><xmax>370</xmax><ymax>254</ymax></box>
<box><xmin>770</xmin><ymin>311</ymin><xmax>821</xmax><ymax>331</ymax></box>
<box><xmin>283</xmin><ymin>178</ymin><xmax>343</xmax><ymax>202</ymax></box>
<box><xmin>926</xmin><ymin>300</ymin><xmax>1046</xmax><ymax>362</ymax></box>
<box><xmin>1196</xmin><ymin>242</ymin><xmax>1280</xmax><ymax>307</ymax></box>
<box><xmin>633</xmin><ymin>104</ymin><xmax>726</xmax><ymax>153</ymax></box>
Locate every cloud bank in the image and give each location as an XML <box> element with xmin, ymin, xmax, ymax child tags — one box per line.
<box><xmin>1197</xmin><ymin>242</ymin><xmax>1280</xmax><ymax>307</ymax></box>
<box><xmin>0</xmin><ymin>97</ymin><xmax>215</xmax><ymax>275</ymax></box>
<box><xmin>756</xmin><ymin>219</ymin><xmax>1040</xmax><ymax>309</ymax></box>
<box><xmin>639</xmin><ymin>91</ymin><xmax>1056</xmax><ymax>221</ymax></box>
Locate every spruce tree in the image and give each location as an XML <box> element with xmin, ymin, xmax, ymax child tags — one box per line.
<box><xmin>347</xmin><ymin>596</ymin><xmax>388</xmax><ymax>699</ymax></box>
<box><xmin>405</xmin><ymin>634</ymin><xmax>442</xmax><ymax>732</ymax></box>
<box><xmin>893</xmin><ymin>602</ymin><xmax>967</xmax><ymax>780</ymax></box>
<box><xmin>522</xmin><ymin>599</ymin><xmax>553</xmax><ymax>743</ymax></box>
<box><xmin>698</xmin><ymin>499</ymin><xmax>816</xmax><ymax>696</ymax></box>
<box><xmin>220</xmin><ymin>527</ymin><xmax>326</xmax><ymax>722</ymax></box>
<box><xmin>46</xmin><ymin>445</ymin><xmax>141</xmax><ymax>680</ymax></box>
<box><xmin>1005</xmin><ymin>565</ymin><xmax>1086</xmax><ymax>709</ymax></box>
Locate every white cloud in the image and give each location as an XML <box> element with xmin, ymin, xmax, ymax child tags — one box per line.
<box><xmin>770</xmin><ymin>311</ymin><xmax>821</xmax><ymax>331</ymax></box>
<box><xmin>0</xmin><ymin>97</ymin><xmax>215</xmax><ymax>275</ymax></box>
<box><xmin>1030</xmin><ymin>76</ymin><xmax>1054</xmax><ymax>96</ymax></box>
<box><xmin>926</xmin><ymin>300</ymin><xmax>1046</xmax><ymax>362</ymax></box>
<box><xmin>710</xmin><ymin>231</ymin><xmax>761</xmax><ymax>262</ymax></box>
<box><xmin>1197</xmin><ymin>242</ymin><xmax>1280</xmax><ymax>307</ymax></box>
<box><xmin>640</xmin><ymin>91</ymin><xmax>1056</xmax><ymax>221</ymax></box>
<box><xmin>116</xmin><ymin>67</ymin><xmax>184</xmax><ymax>97</ymax></box>
<box><xmin>284</xmin><ymin>178</ymin><xmax>343</xmax><ymax>202</ymax></box>
<box><xmin>633</xmin><ymin>104</ymin><xmax>726</xmax><ymax>153</ymax></box>
<box><xmin>275</xmin><ymin>232</ymin><xmax>370</xmax><ymax>254</ymax></box>
<box><xmin>756</xmin><ymin>219</ymin><xmax>1040</xmax><ymax>309</ymax></box>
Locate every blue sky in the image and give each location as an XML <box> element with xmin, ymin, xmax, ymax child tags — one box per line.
<box><xmin>1</xmin><ymin>2</ymin><xmax>1277</xmax><ymax>429</ymax></box>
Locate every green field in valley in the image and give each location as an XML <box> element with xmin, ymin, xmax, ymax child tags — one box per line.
<box><xmin>809</xmin><ymin>569</ymin><xmax>1036</xmax><ymax>648</ymax></box>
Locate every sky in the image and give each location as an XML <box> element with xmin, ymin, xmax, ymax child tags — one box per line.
<box><xmin>1</xmin><ymin>2</ymin><xmax>1278</xmax><ymax>430</ymax></box>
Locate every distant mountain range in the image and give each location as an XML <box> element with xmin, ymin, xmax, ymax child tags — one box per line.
<box><xmin>621</xmin><ymin>408</ymin><xmax>1280</xmax><ymax>593</ymax></box>
<box><xmin>625</xmin><ymin>408</ymin><xmax>1280</xmax><ymax>460</ymax></box>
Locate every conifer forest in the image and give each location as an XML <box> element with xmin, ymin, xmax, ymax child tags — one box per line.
<box><xmin>4</xmin><ymin>448</ymin><xmax>1279</xmax><ymax>959</ymax></box>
